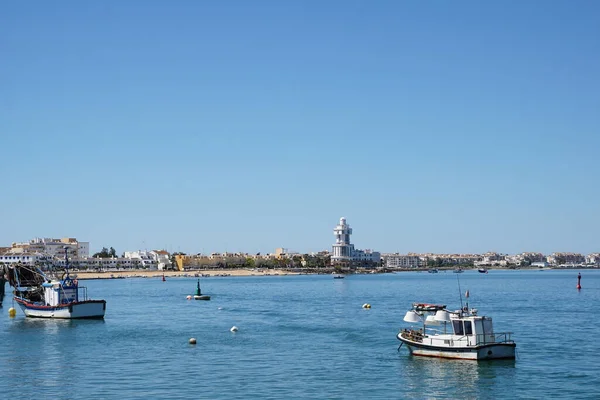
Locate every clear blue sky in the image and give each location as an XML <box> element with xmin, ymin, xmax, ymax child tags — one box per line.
<box><xmin>2</xmin><ymin>1</ymin><xmax>599</xmax><ymax>256</ymax></box>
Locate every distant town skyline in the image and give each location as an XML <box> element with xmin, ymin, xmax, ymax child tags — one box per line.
<box><xmin>2</xmin><ymin>233</ymin><xmax>597</xmax><ymax>258</ymax></box>
<box><xmin>2</xmin><ymin>2</ymin><xmax>599</xmax><ymax>255</ymax></box>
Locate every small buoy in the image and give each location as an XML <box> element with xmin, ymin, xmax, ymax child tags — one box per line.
<box><xmin>189</xmin><ymin>338</ymin><xmax>197</xmax><ymax>344</ymax></box>
<box><xmin>186</xmin><ymin>295</ymin><xmax>192</xmax><ymax>300</ymax></box>
<box><xmin>577</xmin><ymin>273</ymin><xmax>582</xmax><ymax>290</ymax></box>
<box><xmin>218</xmin><ymin>307</ymin><xmax>223</xmax><ymax>310</ymax></box>
<box><xmin>362</xmin><ymin>303</ymin><xmax>371</xmax><ymax>309</ymax></box>
<box><xmin>8</xmin><ymin>307</ymin><xmax>16</xmax><ymax>318</ymax></box>
<box><xmin>230</xmin><ymin>326</ymin><xmax>238</xmax><ymax>332</ymax></box>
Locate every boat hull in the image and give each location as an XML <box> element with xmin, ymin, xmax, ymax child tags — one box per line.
<box><xmin>398</xmin><ymin>334</ymin><xmax>516</xmax><ymax>360</ymax></box>
<box><xmin>193</xmin><ymin>295</ymin><xmax>210</xmax><ymax>300</ymax></box>
<box><xmin>15</xmin><ymin>298</ymin><xmax>106</xmax><ymax>319</ymax></box>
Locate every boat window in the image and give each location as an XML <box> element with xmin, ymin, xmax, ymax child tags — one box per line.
<box><xmin>464</xmin><ymin>321</ymin><xmax>473</xmax><ymax>335</ymax></box>
<box><xmin>483</xmin><ymin>318</ymin><xmax>493</xmax><ymax>335</ymax></box>
<box><xmin>452</xmin><ymin>320</ymin><xmax>464</xmax><ymax>335</ymax></box>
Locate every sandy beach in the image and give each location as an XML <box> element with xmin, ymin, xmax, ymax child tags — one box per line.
<box><xmin>72</xmin><ymin>266</ymin><xmax>555</xmax><ymax>280</ymax></box>
<box><xmin>74</xmin><ymin>269</ymin><xmax>297</xmax><ymax>280</ymax></box>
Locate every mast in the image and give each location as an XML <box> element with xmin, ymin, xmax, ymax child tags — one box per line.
<box><xmin>457</xmin><ymin>274</ymin><xmax>464</xmax><ymax>315</ymax></box>
<box><xmin>64</xmin><ymin>246</ymin><xmax>70</xmax><ymax>279</ymax></box>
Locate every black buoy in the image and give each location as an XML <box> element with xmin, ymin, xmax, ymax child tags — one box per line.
<box><xmin>577</xmin><ymin>273</ymin><xmax>582</xmax><ymax>290</ymax></box>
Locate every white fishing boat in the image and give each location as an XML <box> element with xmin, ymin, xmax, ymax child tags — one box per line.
<box><xmin>397</xmin><ymin>295</ymin><xmax>516</xmax><ymax>360</ymax></box>
<box><xmin>5</xmin><ymin>248</ymin><xmax>106</xmax><ymax>319</ymax></box>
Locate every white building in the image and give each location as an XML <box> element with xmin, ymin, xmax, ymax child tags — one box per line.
<box><xmin>0</xmin><ymin>253</ymin><xmax>50</xmax><ymax>266</ymax></box>
<box><xmin>585</xmin><ymin>253</ymin><xmax>600</xmax><ymax>266</ymax></box>
<box><xmin>8</xmin><ymin>237</ymin><xmax>89</xmax><ymax>259</ymax></box>
<box><xmin>353</xmin><ymin>249</ymin><xmax>381</xmax><ymax>263</ymax></box>
<box><xmin>331</xmin><ymin>217</ymin><xmax>381</xmax><ymax>265</ymax></box>
<box><xmin>149</xmin><ymin>250</ymin><xmax>173</xmax><ymax>270</ymax></box>
<box><xmin>383</xmin><ymin>254</ymin><xmax>425</xmax><ymax>269</ymax></box>
<box><xmin>546</xmin><ymin>252</ymin><xmax>585</xmax><ymax>266</ymax></box>
<box><xmin>123</xmin><ymin>250</ymin><xmax>159</xmax><ymax>269</ymax></box>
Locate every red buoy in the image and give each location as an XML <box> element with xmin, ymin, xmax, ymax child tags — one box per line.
<box><xmin>577</xmin><ymin>273</ymin><xmax>581</xmax><ymax>290</ymax></box>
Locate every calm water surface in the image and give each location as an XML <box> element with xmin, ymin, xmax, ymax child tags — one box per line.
<box><xmin>1</xmin><ymin>270</ymin><xmax>599</xmax><ymax>399</ymax></box>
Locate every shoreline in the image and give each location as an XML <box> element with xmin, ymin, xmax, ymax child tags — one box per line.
<box><xmin>74</xmin><ymin>269</ymin><xmax>298</xmax><ymax>280</ymax></box>
<box><xmin>70</xmin><ymin>266</ymin><xmax>587</xmax><ymax>280</ymax></box>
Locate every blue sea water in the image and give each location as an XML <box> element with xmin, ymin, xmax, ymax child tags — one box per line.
<box><xmin>1</xmin><ymin>270</ymin><xmax>599</xmax><ymax>399</ymax></box>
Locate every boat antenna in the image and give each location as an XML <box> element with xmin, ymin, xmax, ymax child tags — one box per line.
<box><xmin>457</xmin><ymin>274</ymin><xmax>464</xmax><ymax>313</ymax></box>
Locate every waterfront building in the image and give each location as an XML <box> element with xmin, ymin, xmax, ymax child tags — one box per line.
<box><xmin>383</xmin><ymin>254</ymin><xmax>425</xmax><ymax>269</ymax></box>
<box><xmin>546</xmin><ymin>252</ymin><xmax>585</xmax><ymax>266</ymax></box>
<box><xmin>123</xmin><ymin>250</ymin><xmax>159</xmax><ymax>269</ymax></box>
<box><xmin>149</xmin><ymin>250</ymin><xmax>172</xmax><ymax>270</ymax></box>
<box><xmin>585</xmin><ymin>253</ymin><xmax>600</xmax><ymax>266</ymax></box>
<box><xmin>531</xmin><ymin>261</ymin><xmax>549</xmax><ymax>268</ymax></box>
<box><xmin>7</xmin><ymin>237</ymin><xmax>89</xmax><ymax>259</ymax></box>
<box><xmin>331</xmin><ymin>217</ymin><xmax>380</xmax><ymax>265</ymax></box>
<box><xmin>0</xmin><ymin>252</ymin><xmax>50</xmax><ymax>266</ymax></box>
<box><xmin>274</xmin><ymin>248</ymin><xmax>301</xmax><ymax>260</ymax></box>
<box><xmin>505</xmin><ymin>252</ymin><xmax>546</xmax><ymax>265</ymax></box>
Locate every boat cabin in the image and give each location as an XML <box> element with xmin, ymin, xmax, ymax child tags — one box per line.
<box><xmin>42</xmin><ymin>278</ymin><xmax>79</xmax><ymax>306</ymax></box>
<box><xmin>447</xmin><ymin>313</ymin><xmax>497</xmax><ymax>346</ymax></box>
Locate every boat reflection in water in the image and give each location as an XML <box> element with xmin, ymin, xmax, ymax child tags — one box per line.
<box><xmin>398</xmin><ymin>356</ymin><xmax>516</xmax><ymax>398</ymax></box>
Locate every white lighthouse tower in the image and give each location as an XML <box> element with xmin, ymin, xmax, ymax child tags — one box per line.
<box><xmin>331</xmin><ymin>217</ymin><xmax>355</xmax><ymax>264</ymax></box>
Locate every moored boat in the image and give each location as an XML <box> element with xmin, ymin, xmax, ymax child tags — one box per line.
<box><xmin>478</xmin><ymin>268</ymin><xmax>489</xmax><ymax>274</ymax></box>
<box><xmin>397</xmin><ymin>296</ymin><xmax>515</xmax><ymax>360</ymax></box>
<box><xmin>5</xmin><ymin>248</ymin><xmax>106</xmax><ymax>319</ymax></box>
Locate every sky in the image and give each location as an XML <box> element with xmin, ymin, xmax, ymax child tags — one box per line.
<box><xmin>1</xmin><ymin>1</ymin><xmax>599</xmax><ymax>256</ymax></box>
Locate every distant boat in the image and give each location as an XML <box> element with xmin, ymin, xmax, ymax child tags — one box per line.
<box><xmin>478</xmin><ymin>268</ymin><xmax>489</xmax><ymax>274</ymax></box>
<box><xmin>193</xmin><ymin>279</ymin><xmax>210</xmax><ymax>300</ymax></box>
<box><xmin>332</xmin><ymin>272</ymin><xmax>345</xmax><ymax>279</ymax></box>
<box><xmin>453</xmin><ymin>268</ymin><xmax>464</xmax><ymax>273</ymax></box>
<box><xmin>428</xmin><ymin>269</ymin><xmax>439</xmax><ymax>274</ymax></box>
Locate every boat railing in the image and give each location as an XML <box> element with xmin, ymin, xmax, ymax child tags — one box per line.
<box><xmin>429</xmin><ymin>333</ymin><xmax>514</xmax><ymax>347</ymax></box>
<box><xmin>475</xmin><ymin>332</ymin><xmax>514</xmax><ymax>345</ymax></box>
<box><xmin>442</xmin><ymin>335</ymin><xmax>470</xmax><ymax>347</ymax></box>
<box><xmin>77</xmin><ymin>286</ymin><xmax>89</xmax><ymax>301</ymax></box>
<box><xmin>401</xmin><ymin>328</ymin><xmax>424</xmax><ymax>343</ymax></box>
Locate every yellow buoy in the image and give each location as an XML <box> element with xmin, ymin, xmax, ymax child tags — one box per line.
<box><xmin>8</xmin><ymin>307</ymin><xmax>17</xmax><ymax>318</ymax></box>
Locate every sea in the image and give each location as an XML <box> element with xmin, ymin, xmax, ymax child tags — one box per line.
<box><xmin>1</xmin><ymin>269</ymin><xmax>599</xmax><ymax>399</ymax></box>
